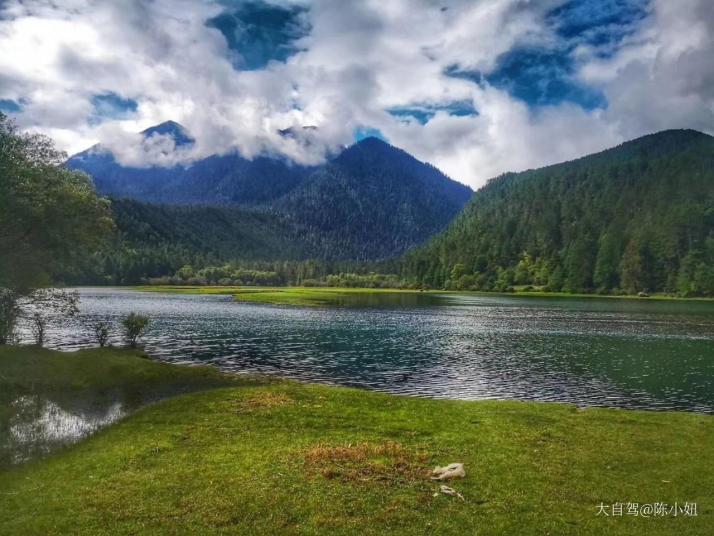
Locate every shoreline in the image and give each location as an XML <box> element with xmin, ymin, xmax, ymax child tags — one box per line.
<box><xmin>126</xmin><ymin>284</ymin><xmax>714</xmax><ymax>306</ymax></box>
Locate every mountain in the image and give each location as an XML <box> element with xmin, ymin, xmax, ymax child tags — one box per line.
<box><xmin>67</xmin><ymin>122</ymin><xmax>314</xmax><ymax>205</ymax></box>
<box><xmin>278</xmin><ymin>137</ymin><xmax>474</xmax><ymax>259</ymax></box>
<box><xmin>399</xmin><ymin>129</ymin><xmax>714</xmax><ymax>296</ymax></box>
<box><xmin>141</xmin><ymin>120</ymin><xmax>194</xmax><ymax>146</ymax></box>
<box><xmin>67</xmin><ymin>125</ymin><xmax>473</xmax><ymax>267</ymax></box>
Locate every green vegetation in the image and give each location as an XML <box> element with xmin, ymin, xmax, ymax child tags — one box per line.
<box><xmin>64</xmin><ymin>137</ymin><xmax>472</xmax><ymax>286</ymax></box>
<box><xmin>0</xmin><ymin>345</ymin><xmax>249</xmax><ymax>397</ymax></box>
<box><xmin>63</xmin><ymin>198</ymin><xmax>312</xmax><ymax>285</ymax></box>
<box><xmin>229</xmin><ymin>287</ymin><xmax>437</xmax><ymax>307</ymax></box>
<box><xmin>60</xmin><ymin>130</ymin><xmax>714</xmax><ymax>298</ymax></box>
<box><xmin>0</xmin><ymin>112</ymin><xmax>112</xmax><ymax>294</ymax></box>
<box><xmin>0</xmin><ymin>112</ymin><xmax>112</xmax><ymax>342</ymax></box>
<box><xmin>136</xmin><ymin>285</ymin><xmax>709</xmax><ymax>308</ymax></box>
<box><xmin>273</xmin><ymin>137</ymin><xmax>472</xmax><ymax>261</ymax></box>
<box><xmin>400</xmin><ymin>130</ymin><xmax>714</xmax><ymax>296</ymax></box>
<box><xmin>136</xmin><ymin>286</ymin><xmax>440</xmax><ymax>307</ymax></box>
<box><xmin>122</xmin><ymin>312</ymin><xmax>150</xmax><ymax>348</ymax></box>
<box><xmin>0</xmin><ymin>348</ymin><xmax>712</xmax><ymax>535</ymax></box>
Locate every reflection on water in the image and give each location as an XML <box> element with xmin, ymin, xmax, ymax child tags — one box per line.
<box><xmin>18</xmin><ymin>288</ymin><xmax>714</xmax><ymax>414</ymax></box>
<box><xmin>5</xmin><ymin>395</ymin><xmax>124</xmax><ymax>464</ymax></box>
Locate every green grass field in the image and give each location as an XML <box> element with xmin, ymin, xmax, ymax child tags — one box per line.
<box><xmin>0</xmin><ymin>345</ymin><xmax>254</xmax><ymax>392</ymax></box>
<box><xmin>1</xmin><ymin>347</ymin><xmax>712</xmax><ymax>535</ymax></box>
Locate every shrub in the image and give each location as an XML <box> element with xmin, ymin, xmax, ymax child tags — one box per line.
<box><xmin>122</xmin><ymin>312</ymin><xmax>150</xmax><ymax>348</ymax></box>
<box><xmin>94</xmin><ymin>321</ymin><xmax>110</xmax><ymax>347</ymax></box>
<box><xmin>0</xmin><ymin>289</ymin><xmax>19</xmax><ymax>345</ymax></box>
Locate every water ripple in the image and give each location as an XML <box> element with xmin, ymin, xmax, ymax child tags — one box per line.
<box><xmin>19</xmin><ymin>287</ymin><xmax>714</xmax><ymax>413</ymax></box>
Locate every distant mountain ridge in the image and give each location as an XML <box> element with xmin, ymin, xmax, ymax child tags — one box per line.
<box><xmin>67</xmin><ymin>121</ymin><xmax>314</xmax><ymax>205</ymax></box>
<box><xmin>399</xmin><ymin>129</ymin><xmax>714</xmax><ymax>296</ymax></box>
<box><xmin>67</xmin><ymin>123</ymin><xmax>473</xmax><ymax>264</ymax></box>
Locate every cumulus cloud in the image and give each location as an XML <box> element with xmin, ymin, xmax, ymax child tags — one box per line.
<box><xmin>0</xmin><ymin>0</ymin><xmax>712</xmax><ymax>187</ymax></box>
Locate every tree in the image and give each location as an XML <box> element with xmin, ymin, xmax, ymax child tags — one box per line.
<box><xmin>593</xmin><ymin>232</ymin><xmax>620</xmax><ymax>291</ymax></box>
<box><xmin>0</xmin><ymin>112</ymin><xmax>112</xmax><ymax>291</ymax></box>
<box><xmin>0</xmin><ymin>289</ymin><xmax>20</xmax><ymax>345</ymax></box>
<box><xmin>450</xmin><ymin>263</ymin><xmax>466</xmax><ymax>281</ymax></box>
<box><xmin>0</xmin><ymin>113</ymin><xmax>111</xmax><ymax>342</ymax></box>
<box><xmin>24</xmin><ymin>289</ymin><xmax>80</xmax><ymax>346</ymax></box>
<box><xmin>620</xmin><ymin>239</ymin><xmax>644</xmax><ymax>294</ymax></box>
<box><xmin>514</xmin><ymin>252</ymin><xmax>535</xmax><ymax>285</ymax></box>
<box><xmin>122</xmin><ymin>313</ymin><xmax>150</xmax><ymax>348</ymax></box>
<box><xmin>94</xmin><ymin>321</ymin><xmax>110</xmax><ymax>347</ymax></box>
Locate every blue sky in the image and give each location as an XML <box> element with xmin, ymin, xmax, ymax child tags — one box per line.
<box><xmin>0</xmin><ymin>0</ymin><xmax>712</xmax><ymax>187</ymax></box>
<box><xmin>206</xmin><ymin>1</ymin><xmax>309</xmax><ymax>70</ymax></box>
<box><xmin>90</xmin><ymin>93</ymin><xmax>138</xmax><ymax>124</ymax></box>
<box><xmin>445</xmin><ymin>0</ymin><xmax>649</xmax><ymax>110</ymax></box>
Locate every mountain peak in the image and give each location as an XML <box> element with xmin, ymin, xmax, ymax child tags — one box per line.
<box><xmin>141</xmin><ymin>121</ymin><xmax>194</xmax><ymax>147</ymax></box>
<box><xmin>353</xmin><ymin>136</ymin><xmax>392</xmax><ymax>149</ymax></box>
<box><xmin>339</xmin><ymin>136</ymin><xmax>399</xmax><ymax>161</ymax></box>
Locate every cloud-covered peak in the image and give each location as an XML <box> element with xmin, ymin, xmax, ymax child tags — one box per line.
<box><xmin>141</xmin><ymin>121</ymin><xmax>195</xmax><ymax>147</ymax></box>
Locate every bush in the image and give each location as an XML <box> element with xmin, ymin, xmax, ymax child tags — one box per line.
<box><xmin>122</xmin><ymin>312</ymin><xmax>150</xmax><ymax>348</ymax></box>
<box><xmin>0</xmin><ymin>289</ymin><xmax>19</xmax><ymax>345</ymax></box>
<box><xmin>94</xmin><ymin>321</ymin><xmax>110</xmax><ymax>347</ymax></box>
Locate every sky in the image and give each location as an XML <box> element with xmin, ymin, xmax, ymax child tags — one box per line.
<box><xmin>0</xmin><ymin>0</ymin><xmax>713</xmax><ymax>188</ymax></box>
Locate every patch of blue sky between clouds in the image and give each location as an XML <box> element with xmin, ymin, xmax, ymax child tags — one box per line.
<box><xmin>388</xmin><ymin>100</ymin><xmax>478</xmax><ymax>125</ymax></box>
<box><xmin>0</xmin><ymin>99</ymin><xmax>22</xmax><ymax>113</ymax></box>
<box><xmin>90</xmin><ymin>93</ymin><xmax>138</xmax><ymax>125</ymax></box>
<box><xmin>445</xmin><ymin>0</ymin><xmax>650</xmax><ymax>111</ymax></box>
<box><xmin>482</xmin><ymin>48</ymin><xmax>607</xmax><ymax>110</ymax></box>
<box><xmin>549</xmin><ymin>0</ymin><xmax>650</xmax><ymax>58</ymax></box>
<box><xmin>353</xmin><ymin>127</ymin><xmax>388</xmax><ymax>143</ymax></box>
<box><xmin>207</xmin><ymin>1</ymin><xmax>310</xmax><ymax>71</ymax></box>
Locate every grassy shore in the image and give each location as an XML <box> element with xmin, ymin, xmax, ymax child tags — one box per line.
<box><xmin>1</xmin><ymin>348</ymin><xmax>712</xmax><ymax>535</ymax></box>
<box><xmin>0</xmin><ymin>346</ymin><xmax>270</xmax><ymax>467</ymax></box>
<box><xmin>0</xmin><ymin>345</ymin><xmax>255</xmax><ymax>392</ymax></box>
<box><xmin>135</xmin><ymin>285</ymin><xmax>447</xmax><ymax>307</ymax></box>
<box><xmin>134</xmin><ymin>285</ymin><xmax>712</xmax><ymax>307</ymax></box>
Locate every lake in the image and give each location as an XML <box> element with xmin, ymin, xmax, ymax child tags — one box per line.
<box><xmin>27</xmin><ymin>288</ymin><xmax>714</xmax><ymax>413</ymax></box>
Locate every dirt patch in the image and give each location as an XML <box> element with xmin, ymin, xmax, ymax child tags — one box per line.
<box><xmin>303</xmin><ymin>441</ymin><xmax>430</xmax><ymax>485</ymax></box>
<box><xmin>237</xmin><ymin>391</ymin><xmax>294</xmax><ymax>412</ymax></box>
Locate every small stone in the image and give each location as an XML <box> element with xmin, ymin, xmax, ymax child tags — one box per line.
<box><xmin>431</xmin><ymin>462</ymin><xmax>465</xmax><ymax>481</ymax></box>
<box><xmin>439</xmin><ymin>485</ymin><xmax>465</xmax><ymax>501</ymax></box>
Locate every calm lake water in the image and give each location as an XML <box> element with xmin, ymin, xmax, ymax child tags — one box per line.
<box><xmin>28</xmin><ymin>288</ymin><xmax>714</xmax><ymax>412</ymax></box>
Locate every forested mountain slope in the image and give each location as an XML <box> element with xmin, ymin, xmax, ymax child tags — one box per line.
<box><xmin>67</xmin><ymin>127</ymin><xmax>473</xmax><ymax>268</ymax></box>
<box><xmin>66</xmin><ymin>199</ymin><xmax>311</xmax><ymax>284</ymax></box>
<box><xmin>277</xmin><ymin>137</ymin><xmax>473</xmax><ymax>259</ymax></box>
<box><xmin>400</xmin><ymin>129</ymin><xmax>714</xmax><ymax>296</ymax></box>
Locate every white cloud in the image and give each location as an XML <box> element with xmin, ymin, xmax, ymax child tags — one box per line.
<box><xmin>0</xmin><ymin>0</ymin><xmax>712</xmax><ymax>187</ymax></box>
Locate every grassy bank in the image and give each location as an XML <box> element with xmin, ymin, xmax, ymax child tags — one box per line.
<box><xmin>135</xmin><ymin>285</ymin><xmax>446</xmax><ymax>307</ymax></box>
<box><xmin>0</xmin><ymin>346</ymin><xmax>268</xmax><ymax>467</ymax></box>
<box><xmin>0</xmin><ymin>345</ymin><xmax>254</xmax><ymax>393</ymax></box>
<box><xmin>1</xmin><ymin>348</ymin><xmax>712</xmax><ymax>534</ymax></box>
<box><xmin>134</xmin><ymin>285</ymin><xmax>712</xmax><ymax>307</ymax></box>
